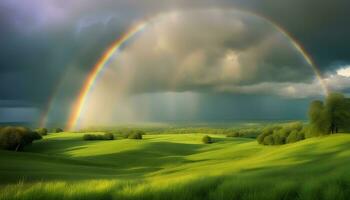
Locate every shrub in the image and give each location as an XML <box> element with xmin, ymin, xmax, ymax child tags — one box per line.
<box><xmin>257</xmin><ymin>122</ymin><xmax>307</xmax><ymax>145</ymax></box>
<box><xmin>276</xmin><ymin>128</ymin><xmax>290</xmax><ymax>138</ymax></box>
<box><xmin>83</xmin><ymin>133</ymin><xmax>114</xmax><ymax>141</ymax></box>
<box><xmin>257</xmin><ymin>131</ymin><xmax>272</xmax><ymax>144</ymax></box>
<box><xmin>53</xmin><ymin>128</ymin><xmax>63</xmax><ymax>133</ymax></box>
<box><xmin>0</xmin><ymin>126</ymin><xmax>41</xmax><ymax>151</ymax></box>
<box><xmin>272</xmin><ymin>133</ymin><xmax>285</xmax><ymax>145</ymax></box>
<box><xmin>296</xmin><ymin>131</ymin><xmax>305</xmax><ymax>141</ymax></box>
<box><xmin>227</xmin><ymin>131</ymin><xmax>240</xmax><ymax>137</ymax></box>
<box><xmin>83</xmin><ymin>134</ymin><xmax>95</xmax><ymax>140</ymax></box>
<box><xmin>36</xmin><ymin>128</ymin><xmax>48</xmax><ymax>136</ymax></box>
<box><xmin>241</xmin><ymin>129</ymin><xmax>262</xmax><ymax>138</ymax></box>
<box><xmin>122</xmin><ymin>130</ymin><xmax>145</xmax><ymax>139</ymax></box>
<box><xmin>285</xmin><ymin>129</ymin><xmax>305</xmax><ymax>144</ymax></box>
<box><xmin>104</xmin><ymin>133</ymin><xmax>114</xmax><ymax>140</ymax></box>
<box><xmin>286</xmin><ymin>130</ymin><xmax>298</xmax><ymax>144</ymax></box>
<box><xmin>226</xmin><ymin>128</ymin><xmax>262</xmax><ymax>139</ymax></box>
<box><xmin>128</xmin><ymin>132</ymin><xmax>143</xmax><ymax>140</ymax></box>
<box><xmin>122</xmin><ymin>132</ymin><xmax>130</xmax><ymax>139</ymax></box>
<box><xmin>30</xmin><ymin>131</ymin><xmax>43</xmax><ymax>141</ymax></box>
<box><xmin>284</xmin><ymin>122</ymin><xmax>303</xmax><ymax>133</ymax></box>
<box><xmin>202</xmin><ymin>135</ymin><xmax>212</xmax><ymax>144</ymax></box>
<box><xmin>263</xmin><ymin>135</ymin><xmax>274</xmax><ymax>145</ymax></box>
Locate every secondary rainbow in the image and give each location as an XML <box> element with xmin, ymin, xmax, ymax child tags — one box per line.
<box><xmin>66</xmin><ymin>10</ymin><xmax>329</xmax><ymax>130</ymax></box>
<box><xmin>66</xmin><ymin>21</ymin><xmax>148</xmax><ymax>130</ymax></box>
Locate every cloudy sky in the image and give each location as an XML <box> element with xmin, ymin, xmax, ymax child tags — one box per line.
<box><xmin>1</xmin><ymin>0</ymin><xmax>350</xmax><ymax>127</ymax></box>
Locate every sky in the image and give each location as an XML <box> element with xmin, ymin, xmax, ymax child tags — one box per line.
<box><xmin>0</xmin><ymin>0</ymin><xmax>350</xmax><ymax>127</ymax></box>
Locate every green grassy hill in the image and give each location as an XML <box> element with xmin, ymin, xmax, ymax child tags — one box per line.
<box><xmin>1</xmin><ymin>132</ymin><xmax>350</xmax><ymax>200</ymax></box>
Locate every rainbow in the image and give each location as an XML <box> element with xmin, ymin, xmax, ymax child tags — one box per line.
<box><xmin>270</xmin><ymin>25</ymin><xmax>329</xmax><ymax>95</ymax></box>
<box><xmin>65</xmin><ymin>21</ymin><xmax>149</xmax><ymax>130</ymax></box>
<box><xmin>39</xmin><ymin>73</ymin><xmax>67</xmax><ymax>128</ymax></box>
<box><xmin>65</xmin><ymin>9</ymin><xmax>329</xmax><ymax>130</ymax></box>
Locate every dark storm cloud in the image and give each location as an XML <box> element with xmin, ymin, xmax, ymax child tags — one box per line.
<box><xmin>239</xmin><ymin>0</ymin><xmax>350</xmax><ymax>70</ymax></box>
<box><xmin>0</xmin><ymin>0</ymin><xmax>349</xmax><ymax>124</ymax></box>
<box><xmin>0</xmin><ymin>0</ymin><xmax>136</xmax><ymax>105</ymax></box>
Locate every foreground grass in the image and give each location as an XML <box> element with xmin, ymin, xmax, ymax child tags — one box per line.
<box><xmin>1</xmin><ymin>133</ymin><xmax>350</xmax><ymax>199</ymax></box>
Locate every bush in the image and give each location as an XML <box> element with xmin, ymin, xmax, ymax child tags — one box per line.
<box><xmin>286</xmin><ymin>130</ymin><xmax>304</xmax><ymax>144</ymax></box>
<box><xmin>272</xmin><ymin>133</ymin><xmax>285</xmax><ymax>145</ymax></box>
<box><xmin>53</xmin><ymin>128</ymin><xmax>63</xmax><ymax>133</ymax></box>
<box><xmin>227</xmin><ymin>131</ymin><xmax>240</xmax><ymax>137</ymax></box>
<box><xmin>36</xmin><ymin>128</ymin><xmax>48</xmax><ymax>136</ymax></box>
<box><xmin>83</xmin><ymin>133</ymin><xmax>115</xmax><ymax>141</ymax></box>
<box><xmin>122</xmin><ymin>130</ymin><xmax>144</xmax><ymax>139</ymax></box>
<box><xmin>257</xmin><ymin>131</ymin><xmax>272</xmax><ymax>144</ymax></box>
<box><xmin>122</xmin><ymin>132</ymin><xmax>130</xmax><ymax>139</ymax></box>
<box><xmin>202</xmin><ymin>135</ymin><xmax>212</xmax><ymax>144</ymax></box>
<box><xmin>226</xmin><ymin>128</ymin><xmax>262</xmax><ymax>139</ymax></box>
<box><xmin>286</xmin><ymin>130</ymin><xmax>298</xmax><ymax>143</ymax></box>
<box><xmin>103</xmin><ymin>133</ymin><xmax>114</xmax><ymax>140</ymax></box>
<box><xmin>0</xmin><ymin>126</ymin><xmax>41</xmax><ymax>151</ymax></box>
<box><xmin>83</xmin><ymin>134</ymin><xmax>99</xmax><ymax>140</ymax></box>
<box><xmin>297</xmin><ymin>131</ymin><xmax>305</xmax><ymax>141</ymax></box>
<box><xmin>30</xmin><ymin>131</ymin><xmax>43</xmax><ymax>141</ymax></box>
<box><xmin>263</xmin><ymin>135</ymin><xmax>274</xmax><ymax>145</ymax></box>
<box><xmin>257</xmin><ymin>122</ymin><xmax>307</xmax><ymax>145</ymax></box>
<box><xmin>128</xmin><ymin>132</ymin><xmax>143</xmax><ymax>140</ymax></box>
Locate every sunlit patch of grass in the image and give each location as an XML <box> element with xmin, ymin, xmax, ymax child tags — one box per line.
<box><xmin>1</xmin><ymin>175</ymin><xmax>350</xmax><ymax>200</ymax></box>
<box><xmin>0</xmin><ymin>180</ymin><xmax>120</xmax><ymax>200</ymax></box>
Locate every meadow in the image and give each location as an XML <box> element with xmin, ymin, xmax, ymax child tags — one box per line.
<box><xmin>1</xmin><ymin>129</ymin><xmax>350</xmax><ymax>200</ymax></box>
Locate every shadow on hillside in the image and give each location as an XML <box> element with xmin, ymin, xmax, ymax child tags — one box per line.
<box><xmin>79</xmin><ymin>141</ymin><xmax>204</xmax><ymax>171</ymax></box>
<box><xmin>26</xmin><ymin>138</ymin><xmax>91</xmax><ymax>155</ymax></box>
<box><xmin>1</xmin><ymin>141</ymin><xmax>208</xmax><ymax>184</ymax></box>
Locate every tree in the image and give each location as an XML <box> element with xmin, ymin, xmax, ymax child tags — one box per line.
<box><xmin>0</xmin><ymin>127</ymin><xmax>42</xmax><ymax>151</ymax></box>
<box><xmin>325</xmin><ymin>93</ymin><xmax>350</xmax><ymax>134</ymax></box>
<box><xmin>308</xmin><ymin>100</ymin><xmax>329</xmax><ymax>135</ymax></box>
<box><xmin>308</xmin><ymin>93</ymin><xmax>350</xmax><ymax>135</ymax></box>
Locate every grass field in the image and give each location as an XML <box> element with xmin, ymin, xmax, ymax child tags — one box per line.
<box><xmin>1</xmin><ymin>132</ymin><xmax>350</xmax><ymax>199</ymax></box>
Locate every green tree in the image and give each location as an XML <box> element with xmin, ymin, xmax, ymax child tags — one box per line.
<box><xmin>325</xmin><ymin>93</ymin><xmax>350</xmax><ymax>133</ymax></box>
<box><xmin>308</xmin><ymin>100</ymin><xmax>329</xmax><ymax>135</ymax></box>
<box><xmin>308</xmin><ymin>93</ymin><xmax>350</xmax><ymax>135</ymax></box>
<box><xmin>0</xmin><ymin>127</ymin><xmax>42</xmax><ymax>151</ymax></box>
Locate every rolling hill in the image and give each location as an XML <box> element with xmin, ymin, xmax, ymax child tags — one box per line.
<box><xmin>1</xmin><ymin>132</ymin><xmax>350</xmax><ymax>200</ymax></box>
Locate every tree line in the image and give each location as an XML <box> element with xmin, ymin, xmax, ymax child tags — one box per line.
<box><xmin>256</xmin><ymin>92</ymin><xmax>350</xmax><ymax>145</ymax></box>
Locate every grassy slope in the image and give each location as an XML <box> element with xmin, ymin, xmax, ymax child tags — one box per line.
<box><xmin>1</xmin><ymin>132</ymin><xmax>350</xmax><ymax>199</ymax></box>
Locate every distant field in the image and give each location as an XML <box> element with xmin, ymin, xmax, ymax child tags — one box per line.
<box><xmin>1</xmin><ymin>132</ymin><xmax>350</xmax><ymax>199</ymax></box>
<box><xmin>77</xmin><ymin>120</ymin><xmax>296</xmax><ymax>134</ymax></box>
